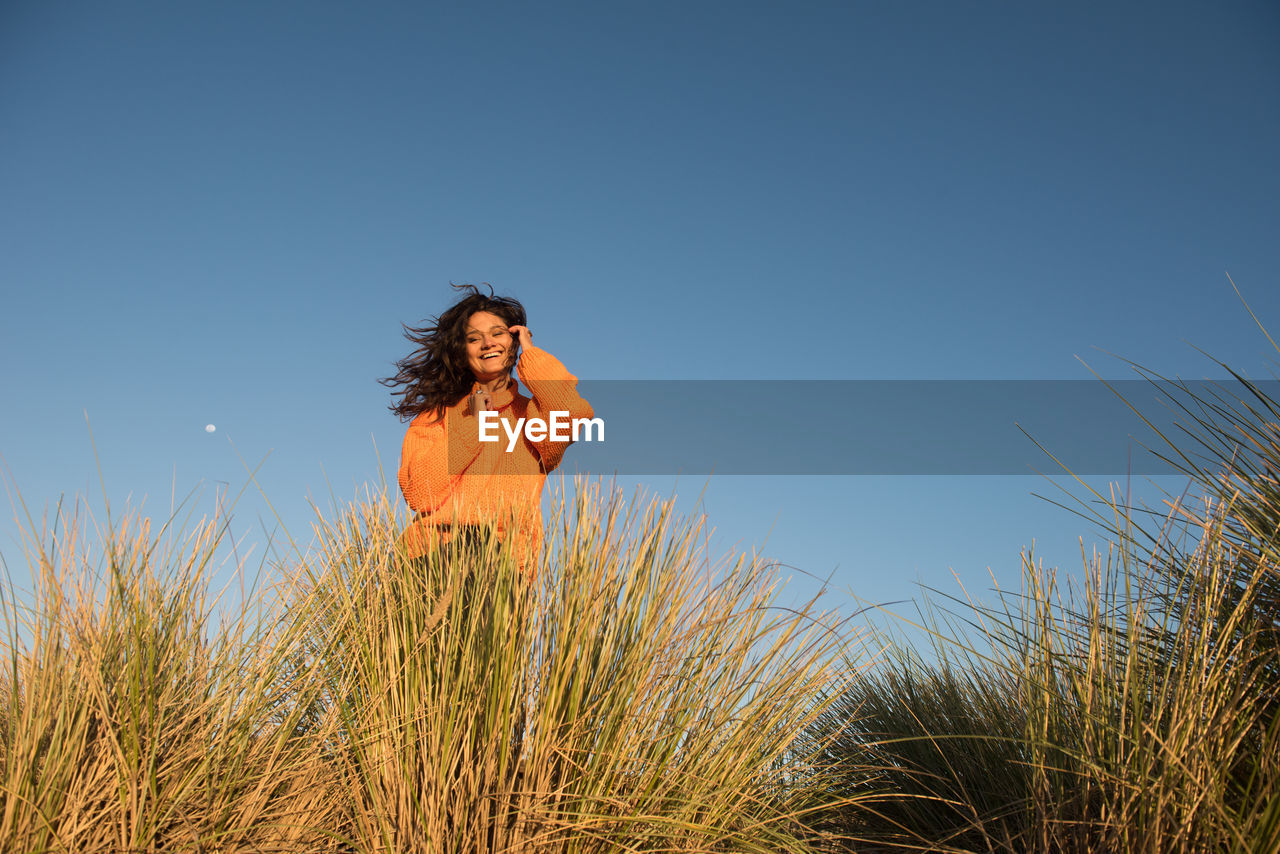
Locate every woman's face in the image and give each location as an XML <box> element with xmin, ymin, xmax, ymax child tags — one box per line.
<box><xmin>464</xmin><ymin>310</ymin><xmax>515</xmax><ymax>382</ymax></box>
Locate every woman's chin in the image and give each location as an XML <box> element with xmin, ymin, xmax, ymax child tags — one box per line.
<box><xmin>472</xmin><ymin>368</ymin><xmax>511</xmax><ymax>385</ymax></box>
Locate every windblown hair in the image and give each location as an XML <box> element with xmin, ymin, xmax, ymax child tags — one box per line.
<box><xmin>382</xmin><ymin>283</ymin><xmax>527</xmax><ymax>421</ymax></box>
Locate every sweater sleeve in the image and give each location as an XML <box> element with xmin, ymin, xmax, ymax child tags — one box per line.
<box><xmin>397</xmin><ymin>405</ymin><xmax>485</xmax><ymax>513</ymax></box>
<box><xmin>517</xmin><ymin>345</ymin><xmax>594</xmax><ymax>473</ymax></box>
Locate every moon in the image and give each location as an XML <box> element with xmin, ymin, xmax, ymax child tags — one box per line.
<box><xmin>205</xmin><ymin>424</ymin><xmax>216</xmax><ymax>433</ymax></box>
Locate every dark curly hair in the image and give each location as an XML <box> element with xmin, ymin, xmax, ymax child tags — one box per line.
<box><xmin>382</xmin><ymin>283</ymin><xmax>527</xmax><ymax>421</ymax></box>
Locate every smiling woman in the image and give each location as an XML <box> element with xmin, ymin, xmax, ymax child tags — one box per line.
<box><xmin>381</xmin><ymin>284</ymin><xmax>594</xmax><ymax>573</ymax></box>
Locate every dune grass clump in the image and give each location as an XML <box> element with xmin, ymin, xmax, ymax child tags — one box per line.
<box><xmin>803</xmin><ymin>368</ymin><xmax>1280</xmax><ymax>853</ymax></box>
<box><xmin>0</xmin><ymin>505</ymin><xmax>338</xmax><ymax>853</ymax></box>
<box><xmin>809</xmin><ymin>519</ymin><xmax>1279</xmax><ymax>852</ymax></box>
<box><xmin>1</xmin><ymin>481</ymin><xmax>861</xmax><ymax>852</ymax></box>
<box><xmin>296</xmin><ymin>482</ymin><xmax>859</xmax><ymax>853</ymax></box>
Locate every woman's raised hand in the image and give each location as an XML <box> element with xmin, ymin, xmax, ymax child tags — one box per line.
<box><xmin>508</xmin><ymin>325</ymin><xmax>532</xmax><ymax>351</ymax></box>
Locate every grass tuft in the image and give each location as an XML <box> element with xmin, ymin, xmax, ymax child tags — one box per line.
<box><xmin>2</xmin><ymin>482</ymin><xmax>862</xmax><ymax>852</ymax></box>
<box><xmin>804</xmin><ymin>365</ymin><xmax>1280</xmax><ymax>852</ymax></box>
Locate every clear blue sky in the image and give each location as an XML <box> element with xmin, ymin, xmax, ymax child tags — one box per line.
<box><xmin>3</xmin><ymin>1</ymin><xmax>1278</xmax><ymax>622</ymax></box>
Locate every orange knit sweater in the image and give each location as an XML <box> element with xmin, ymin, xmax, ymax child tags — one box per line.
<box><xmin>396</xmin><ymin>345</ymin><xmax>593</xmax><ymax>567</ymax></box>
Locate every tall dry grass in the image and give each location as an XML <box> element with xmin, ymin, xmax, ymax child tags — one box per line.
<box><xmin>296</xmin><ymin>481</ymin><xmax>859</xmax><ymax>853</ymax></box>
<box><xmin>805</xmin><ymin>367</ymin><xmax>1280</xmax><ymax>852</ymax></box>
<box><xmin>1</xmin><ymin>481</ymin><xmax>861</xmax><ymax>852</ymax></box>
<box><xmin>14</xmin><ymin>353</ymin><xmax>1276</xmax><ymax>853</ymax></box>
<box><xmin>0</xmin><ymin>504</ymin><xmax>338</xmax><ymax>853</ymax></box>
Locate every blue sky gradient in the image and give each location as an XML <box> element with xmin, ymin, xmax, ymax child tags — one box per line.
<box><xmin>3</xmin><ymin>1</ymin><xmax>1278</xmax><ymax>619</ymax></box>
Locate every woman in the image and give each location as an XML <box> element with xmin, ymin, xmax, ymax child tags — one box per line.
<box><xmin>384</xmin><ymin>284</ymin><xmax>593</xmax><ymax>572</ymax></box>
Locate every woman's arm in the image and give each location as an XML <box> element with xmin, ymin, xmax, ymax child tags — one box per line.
<box><xmin>397</xmin><ymin>404</ymin><xmax>486</xmax><ymax>513</ymax></box>
<box><xmin>513</xmin><ymin>334</ymin><xmax>594</xmax><ymax>473</ymax></box>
